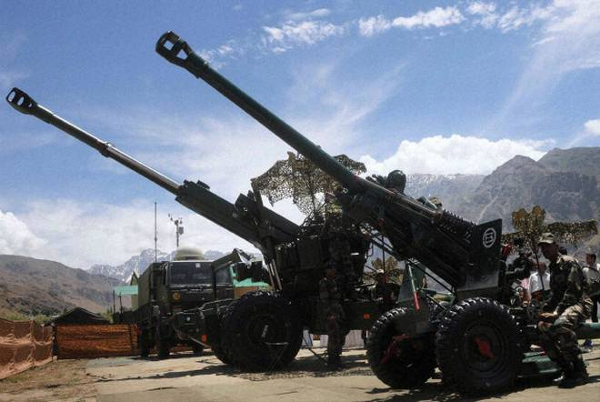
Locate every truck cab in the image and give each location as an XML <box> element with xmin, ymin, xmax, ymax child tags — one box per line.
<box><xmin>136</xmin><ymin>248</ymin><xmax>269</xmax><ymax>359</ymax></box>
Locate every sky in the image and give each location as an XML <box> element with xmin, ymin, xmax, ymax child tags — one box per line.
<box><xmin>1</xmin><ymin>0</ymin><xmax>600</xmax><ymax>269</ymax></box>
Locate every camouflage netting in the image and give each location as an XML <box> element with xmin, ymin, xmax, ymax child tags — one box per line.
<box><xmin>502</xmin><ymin>205</ymin><xmax>598</xmax><ymax>249</ymax></box>
<box><xmin>252</xmin><ymin>152</ymin><xmax>366</xmax><ymax>216</ymax></box>
<box><xmin>0</xmin><ymin>318</ymin><xmax>52</xmax><ymax>379</ymax></box>
<box><xmin>364</xmin><ymin>257</ymin><xmax>403</xmax><ymax>284</ymax></box>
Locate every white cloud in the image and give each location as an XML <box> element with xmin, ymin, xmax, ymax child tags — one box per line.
<box><xmin>493</xmin><ymin>0</ymin><xmax>600</xmax><ymax>129</ymax></box>
<box><xmin>466</xmin><ymin>2</ymin><xmax>499</xmax><ymax>29</ymax></box>
<box><xmin>262</xmin><ymin>20</ymin><xmax>347</xmax><ymax>52</ymax></box>
<box><xmin>285</xmin><ymin>8</ymin><xmax>331</xmax><ymax>21</ymax></box>
<box><xmin>0</xmin><ymin>210</ymin><xmax>46</xmax><ymax>255</ymax></box>
<box><xmin>358</xmin><ymin>15</ymin><xmax>392</xmax><ymax>37</ymax></box>
<box><xmin>360</xmin><ymin>135</ymin><xmax>548</xmax><ymax>175</ymax></box>
<box><xmin>359</xmin><ymin>7</ymin><xmax>465</xmax><ymax>37</ymax></box>
<box><xmin>584</xmin><ymin>119</ymin><xmax>600</xmax><ymax>136</ymax></box>
<box><xmin>497</xmin><ymin>4</ymin><xmax>553</xmax><ymax>33</ymax></box>
<box><xmin>13</xmin><ymin>198</ymin><xmax>261</xmax><ymax>269</ymax></box>
<box><xmin>392</xmin><ymin>6</ymin><xmax>465</xmax><ymax>30</ymax></box>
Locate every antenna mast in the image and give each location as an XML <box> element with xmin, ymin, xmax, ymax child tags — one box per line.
<box><xmin>169</xmin><ymin>214</ymin><xmax>184</xmax><ymax>248</ymax></box>
<box><xmin>154</xmin><ymin>202</ymin><xmax>158</xmax><ymax>262</ymax></box>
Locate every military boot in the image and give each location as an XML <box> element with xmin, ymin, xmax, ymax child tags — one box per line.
<box><xmin>558</xmin><ymin>357</ymin><xmax>588</xmax><ymax>388</ymax></box>
<box><xmin>553</xmin><ymin>360</ymin><xmax>574</xmax><ymax>387</ymax></box>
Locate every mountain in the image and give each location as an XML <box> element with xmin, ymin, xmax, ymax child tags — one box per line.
<box><xmin>0</xmin><ymin>255</ymin><xmax>120</xmax><ymax>316</ymax></box>
<box><xmin>405</xmin><ymin>173</ymin><xmax>484</xmax><ymax>212</ymax></box>
<box><xmin>89</xmin><ymin>249</ymin><xmax>170</xmax><ymax>283</ymax></box>
<box><xmin>539</xmin><ymin>147</ymin><xmax>600</xmax><ymax>181</ymax></box>
<box><xmin>455</xmin><ymin>152</ymin><xmax>600</xmax><ymax>229</ymax></box>
<box><xmin>89</xmin><ymin>249</ymin><xmax>228</xmax><ymax>282</ymax></box>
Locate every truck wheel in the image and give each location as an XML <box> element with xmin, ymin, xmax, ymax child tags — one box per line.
<box><xmin>156</xmin><ymin>327</ymin><xmax>171</xmax><ymax>359</ymax></box>
<box><xmin>220</xmin><ymin>291</ymin><xmax>302</xmax><ymax>371</ymax></box>
<box><xmin>139</xmin><ymin>330</ymin><xmax>151</xmax><ymax>358</ymax></box>
<box><xmin>191</xmin><ymin>343</ymin><xmax>203</xmax><ymax>356</ymax></box>
<box><xmin>367</xmin><ymin>308</ymin><xmax>436</xmax><ymax>389</ymax></box>
<box><xmin>435</xmin><ymin>297</ymin><xmax>522</xmax><ymax>395</ymax></box>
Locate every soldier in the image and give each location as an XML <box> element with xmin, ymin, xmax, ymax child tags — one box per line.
<box><xmin>371</xmin><ymin>269</ymin><xmax>397</xmax><ymax>312</ymax></box>
<box><xmin>582</xmin><ymin>250</ymin><xmax>600</xmax><ymax>349</ymax></box>
<box><xmin>537</xmin><ymin>233</ymin><xmax>593</xmax><ymax>388</ymax></box>
<box><xmin>319</xmin><ymin>266</ymin><xmax>345</xmax><ymax>369</ymax></box>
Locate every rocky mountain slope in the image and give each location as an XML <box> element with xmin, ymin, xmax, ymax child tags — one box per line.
<box><xmin>0</xmin><ymin>255</ymin><xmax>120</xmax><ymax>316</ymax></box>
<box><xmin>454</xmin><ymin>153</ymin><xmax>600</xmax><ymax>229</ymax></box>
<box><xmin>539</xmin><ymin>147</ymin><xmax>600</xmax><ymax>181</ymax></box>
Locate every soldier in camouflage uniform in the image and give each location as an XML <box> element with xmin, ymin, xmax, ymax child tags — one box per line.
<box><xmin>371</xmin><ymin>269</ymin><xmax>397</xmax><ymax>312</ymax></box>
<box><xmin>537</xmin><ymin>233</ymin><xmax>593</xmax><ymax>388</ymax></box>
<box><xmin>319</xmin><ymin>266</ymin><xmax>345</xmax><ymax>369</ymax></box>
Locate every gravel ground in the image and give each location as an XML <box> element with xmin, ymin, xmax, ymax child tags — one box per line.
<box><xmin>1</xmin><ymin>345</ymin><xmax>599</xmax><ymax>401</ymax></box>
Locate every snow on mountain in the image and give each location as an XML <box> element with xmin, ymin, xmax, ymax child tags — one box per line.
<box><xmin>88</xmin><ymin>249</ymin><xmax>228</xmax><ymax>283</ymax></box>
<box><xmin>89</xmin><ymin>249</ymin><xmax>170</xmax><ymax>283</ymax></box>
<box><xmin>405</xmin><ymin>173</ymin><xmax>484</xmax><ymax>212</ymax></box>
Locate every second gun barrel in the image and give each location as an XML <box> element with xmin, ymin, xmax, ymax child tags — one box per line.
<box><xmin>6</xmin><ymin>88</ymin><xmax>180</xmax><ymax>194</ymax></box>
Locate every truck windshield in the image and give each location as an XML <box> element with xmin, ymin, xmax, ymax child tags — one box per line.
<box><xmin>169</xmin><ymin>261</ymin><xmax>212</xmax><ymax>286</ymax></box>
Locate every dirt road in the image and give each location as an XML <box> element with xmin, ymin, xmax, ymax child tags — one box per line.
<box><xmin>1</xmin><ymin>347</ymin><xmax>599</xmax><ymax>401</ymax></box>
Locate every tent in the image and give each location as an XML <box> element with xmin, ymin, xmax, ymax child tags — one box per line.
<box><xmin>48</xmin><ymin>307</ymin><xmax>110</xmax><ymax>325</ymax></box>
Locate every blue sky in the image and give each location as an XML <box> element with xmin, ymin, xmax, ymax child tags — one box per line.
<box><xmin>1</xmin><ymin>1</ymin><xmax>600</xmax><ymax>268</ymax></box>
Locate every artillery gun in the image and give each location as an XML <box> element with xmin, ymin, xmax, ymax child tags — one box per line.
<box><xmin>155</xmin><ymin>31</ymin><xmax>600</xmax><ymax>394</ymax></box>
<box><xmin>6</xmin><ymin>88</ymin><xmax>382</xmax><ymax>371</ymax></box>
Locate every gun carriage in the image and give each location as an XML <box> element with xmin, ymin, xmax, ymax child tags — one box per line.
<box><xmin>153</xmin><ymin>31</ymin><xmax>600</xmax><ymax>393</ymax></box>
<box><xmin>7</xmin><ymin>87</ymin><xmax>382</xmax><ymax>371</ymax></box>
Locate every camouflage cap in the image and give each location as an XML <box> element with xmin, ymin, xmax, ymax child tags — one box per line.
<box><xmin>538</xmin><ymin>232</ymin><xmax>556</xmax><ymax>246</ymax></box>
<box><xmin>585</xmin><ymin>248</ymin><xmax>597</xmax><ymax>257</ymax></box>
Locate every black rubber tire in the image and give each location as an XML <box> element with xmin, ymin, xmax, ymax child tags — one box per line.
<box><xmin>428</xmin><ymin>300</ymin><xmax>450</xmax><ymax>324</ymax></box>
<box><xmin>156</xmin><ymin>326</ymin><xmax>170</xmax><ymax>360</ymax></box>
<box><xmin>435</xmin><ymin>297</ymin><xmax>523</xmax><ymax>395</ymax></box>
<box><xmin>139</xmin><ymin>330</ymin><xmax>151</xmax><ymax>358</ymax></box>
<box><xmin>191</xmin><ymin>343</ymin><xmax>203</xmax><ymax>356</ymax></box>
<box><xmin>367</xmin><ymin>308</ymin><xmax>437</xmax><ymax>389</ymax></box>
<box><xmin>211</xmin><ymin>343</ymin><xmax>232</xmax><ymax>365</ymax></box>
<box><xmin>219</xmin><ymin>291</ymin><xmax>303</xmax><ymax>371</ymax></box>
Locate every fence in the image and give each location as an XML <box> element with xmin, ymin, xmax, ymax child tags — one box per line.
<box><xmin>0</xmin><ymin>318</ymin><xmax>52</xmax><ymax>379</ymax></box>
<box><xmin>55</xmin><ymin>324</ymin><xmax>137</xmax><ymax>359</ymax></box>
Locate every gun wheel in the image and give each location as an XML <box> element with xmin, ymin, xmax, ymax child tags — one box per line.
<box><xmin>211</xmin><ymin>343</ymin><xmax>232</xmax><ymax>365</ymax></box>
<box><xmin>367</xmin><ymin>308</ymin><xmax>436</xmax><ymax>389</ymax></box>
<box><xmin>219</xmin><ymin>291</ymin><xmax>302</xmax><ymax>371</ymax></box>
<box><xmin>435</xmin><ymin>297</ymin><xmax>523</xmax><ymax>395</ymax></box>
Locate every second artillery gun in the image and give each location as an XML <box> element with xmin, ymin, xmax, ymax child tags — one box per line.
<box><xmin>7</xmin><ymin>88</ymin><xmax>383</xmax><ymax>371</ymax></box>
<box><xmin>155</xmin><ymin>31</ymin><xmax>600</xmax><ymax>394</ymax></box>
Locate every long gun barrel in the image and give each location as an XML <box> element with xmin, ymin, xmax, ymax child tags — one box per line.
<box><xmin>6</xmin><ymin>88</ymin><xmax>180</xmax><ymax>194</ymax></box>
<box><xmin>6</xmin><ymin>88</ymin><xmax>298</xmax><ymax>252</ymax></box>
<box><xmin>155</xmin><ymin>32</ymin><xmax>456</xmax><ymax>224</ymax></box>
<box><xmin>156</xmin><ymin>32</ymin><xmax>504</xmax><ymax>294</ymax></box>
<box><xmin>156</xmin><ymin>32</ymin><xmax>364</xmax><ymax>195</ymax></box>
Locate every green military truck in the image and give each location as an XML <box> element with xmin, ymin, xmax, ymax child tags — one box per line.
<box><xmin>135</xmin><ymin>247</ymin><xmax>269</xmax><ymax>359</ymax></box>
